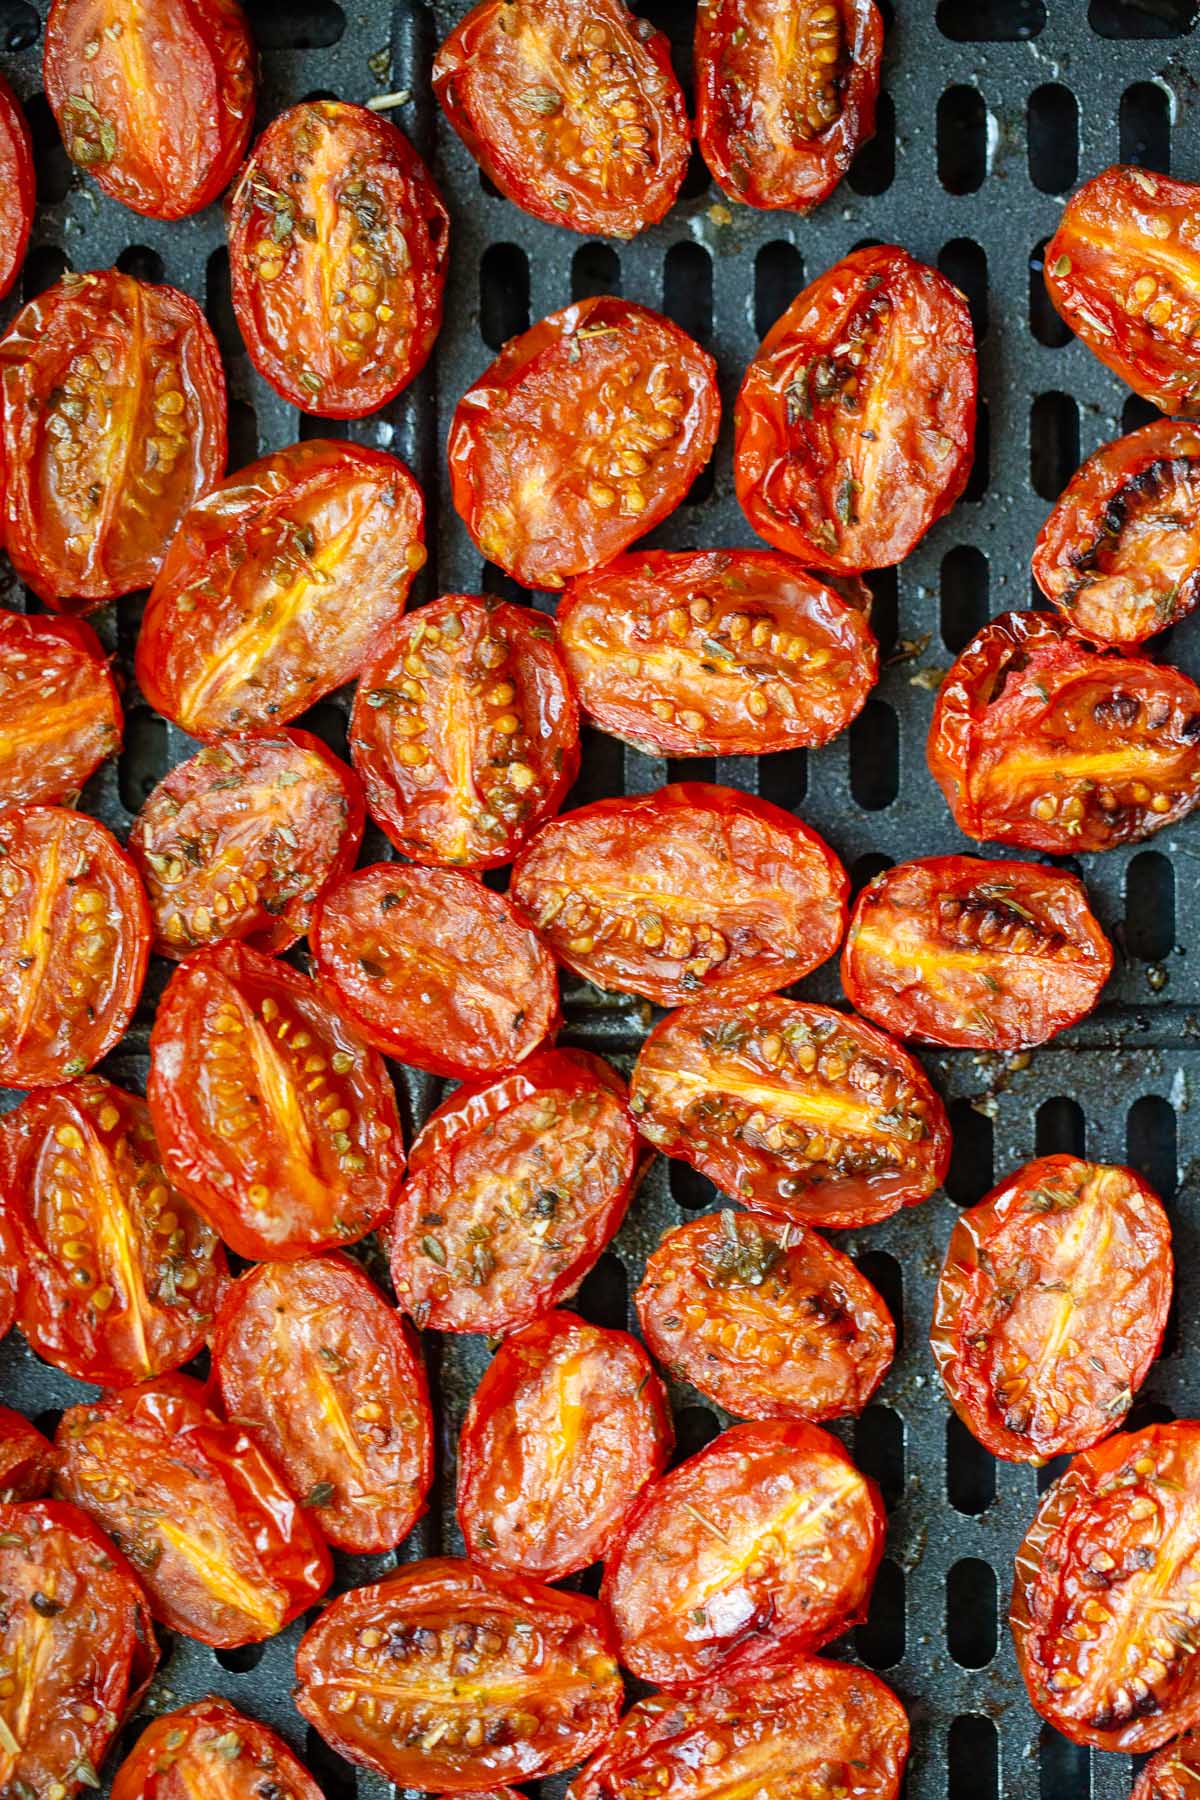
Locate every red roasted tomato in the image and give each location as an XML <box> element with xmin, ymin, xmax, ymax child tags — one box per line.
<box><xmin>457</xmin><ymin>1309</ymin><xmax>672</xmax><ymax>1580</ymax></box>
<box><xmin>111</xmin><ymin>1699</ymin><xmax>324</xmax><ymax>1800</ymax></box>
<box><xmin>294</xmin><ymin>1557</ymin><xmax>623</xmax><ymax>1789</ymax></box>
<box><xmin>0</xmin><ymin>610</ymin><xmax>122</xmax><ymax>808</ymax></box>
<box><xmin>148</xmin><ymin>941</ymin><xmax>404</xmax><ymax>1260</ymax></box>
<box><xmin>637</xmin><ymin>1208</ymin><xmax>894</xmax><ymax>1422</ymax></box>
<box><xmin>928</xmin><ymin>609</ymin><xmax>1200</xmax><ymax>852</ymax></box>
<box><xmin>0</xmin><ymin>270</ymin><xmax>227</xmax><ymax>609</ymax></box>
<box><xmin>55</xmin><ymin>1375</ymin><xmax>332</xmax><ymax>1648</ymax></box>
<box><xmin>136</xmin><ymin>440</ymin><xmax>425</xmax><ymax>738</ymax></box>
<box><xmin>44</xmin><ymin>0</ymin><xmax>255</xmax><ymax>220</ymax></box>
<box><xmin>129</xmin><ymin>733</ymin><xmax>364</xmax><ymax>959</ymax></box>
<box><xmin>0</xmin><ymin>1406</ymin><xmax>54</xmax><ymax>1501</ymax></box>
<box><xmin>227</xmin><ymin>101</ymin><xmax>449</xmax><ymax>417</ymax></box>
<box><xmin>1133</xmin><ymin>1733</ymin><xmax>1200</xmax><ymax>1800</ymax></box>
<box><xmin>735</xmin><ymin>245</ymin><xmax>976</xmax><ymax>573</ymax></box>
<box><xmin>448</xmin><ymin>296</ymin><xmax>721</xmax><ymax>589</ymax></box>
<box><xmin>632</xmin><ymin>997</ymin><xmax>951</xmax><ymax>1229</ymax></box>
<box><xmin>510</xmin><ymin>782</ymin><xmax>847</xmax><ymax>1008</ymax></box>
<box><xmin>0</xmin><ymin>1212</ymin><xmax>16</xmax><ymax>1344</ymax></box>
<box><xmin>0</xmin><ymin>74</ymin><xmax>33</xmax><ymax>299</ymax></box>
<box><xmin>349</xmin><ymin>594</ymin><xmax>579</xmax><ymax>868</ymax></box>
<box><xmin>841</xmin><ymin>855</ymin><xmax>1113</xmax><ymax>1050</ymax></box>
<box><xmin>557</xmin><ymin>549</ymin><xmax>878</xmax><ymax>755</ymax></box>
<box><xmin>602</xmin><ymin>1418</ymin><xmax>885</xmax><ymax>1689</ymax></box>
<box><xmin>211</xmin><ymin>1252</ymin><xmax>433</xmax><ymax>1553</ymax></box>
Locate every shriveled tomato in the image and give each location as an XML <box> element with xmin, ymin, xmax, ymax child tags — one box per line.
<box><xmin>1133</xmin><ymin>1733</ymin><xmax>1200</xmax><ymax>1800</ymax></box>
<box><xmin>44</xmin><ymin>0</ymin><xmax>255</xmax><ymax>220</ymax></box>
<box><xmin>211</xmin><ymin>1252</ymin><xmax>433</xmax><ymax>1553</ymax></box>
<box><xmin>0</xmin><ymin>270</ymin><xmax>227</xmax><ymax>610</ymax></box>
<box><xmin>112</xmin><ymin>1699</ymin><xmax>324</xmax><ymax>1800</ymax></box>
<box><xmin>349</xmin><ymin>594</ymin><xmax>579</xmax><ymax>868</ymax></box>
<box><xmin>55</xmin><ymin>1375</ymin><xmax>332</xmax><ymax>1648</ymax></box>
<box><xmin>390</xmin><ymin>1049</ymin><xmax>638</xmax><ymax>1334</ymax></box>
<box><xmin>129</xmin><ymin>732</ymin><xmax>364</xmax><ymax>959</ymax></box>
<box><xmin>449</xmin><ymin>296</ymin><xmax>721</xmax><ymax>590</ymax></box>
<box><xmin>841</xmin><ymin>855</ymin><xmax>1113</xmax><ymax>1050</ymax></box>
<box><xmin>0</xmin><ymin>1406</ymin><xmax>54</xmax><ymax>1501</ymax></box>
<box><xmin>296</xmin><ymin>1557</ymin><xmax>622</xmax><ymax>1788</ymax></box>
<box><xmin>0</xmin><ymin>610</ymin><xmax>122</xmax><ymax>808</ymax></box>
<box><xmin>1</xmin><ymin>1076</ymin><xmax>227</xmax><ymax>1387</ymax></box>
<box><xmin>602</xmin><ymin>1418</ymin><xmax>884</xmax><ymax>1688</ymax></box>
<box><xmin>0</xmin><ymin>74</ymin><xmax>33</xmax><ymax>299</ymax></box>
<box><xmin>511</xmin><ymin>782</ymin><xmax>847</xmax><ymax>1008</ymax></box>
<box><xmin>227</xmin><ymin>101</ymin><xmax>449</xmax><ymax>418</ymax></box>
<box><xmin>557</xmin><ymin>548</ymin><xmax>878</xmax><ymax>755</ymax></box>
<box><xmin>136</xmin><ymin>440</ymin><xmax>425</xmax><ymax>738</ymax></box>
<box><xmin>148</xmin><ymin>941</ymin><xmax>404</xmax><ymax>1261</ymax></box>
<box><xmin>637</xmin><ymin>1208</ymin><xmax>894</xmax><ymax>1422</ymax></box>
<box><xmin>632</xmin><ymin>998</ymin><xmax>951</xmax><ymax>1229</ymax></box>
<box><xmin>734</xmin><ymin>244</ymin><xmax>976</xmax><ymax>573</ymax></box>
<box><xmin>928</xmin><ymin>609</ymin><xmax>1200</xmax><ymax>852</ymax></box>
<box><xmin>457</xmin><ymin>1309</ymin><xmax>672</xmax><ymax>1579</ymax></box>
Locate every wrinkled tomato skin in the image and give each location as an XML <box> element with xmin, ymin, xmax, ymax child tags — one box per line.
<box><xmin>0</xmin><ymin>74</ymin><xmax>34</xmax><ymax>299</ymax></box>
<box><xmin>390</xmin><ymin>1049</ymin><xmax>638</xmax><ymax>1336</ymax></box>
<box><xmin>0</xmin><ymin>1405</ymin><xmax>54</xmax><ymax>1501</ymax></box>
<box><xmin>695</xmin><ymin>0</ymin><xmax>883</xmax><ymax>213</ymax></box>
<box><xmin>928</xmin><ymin>609</ymin><xmax>1200</xmax><ymax>852</ymax></box>
<box><xmin>227</xmin><ymin>101</ymin><xmax>449</xmax><ymax>418</ymax></box>
<box><xmin>44</xmin><ymin>0</ymin><xmax>255</xmax><ymax>220</ymax></box>
<box><xmin>1133</xmin><ymin>1732</ymin><xmax>1200</xmax><ymax>1800</ymax></box>
<box><xmin>632</xmin><ymin>997</ymin><xmax>951</xmax><ymax>1230</ymax></box>
<box><xmin>457</xmin><ymin>1309</ymin><xmax>672</xmax><ymax>1580</ymax></box>
<box><xmin>136</xmin><ymin>439</ymin><xmax>425</xmax><ymax>738</ymax></box>
<box><xmin>557</xmin><ymin>549</ymin><xmax>878</xmax><ymax>755</ymax></box>
<box><xmin>349</xmin><ymin>594</ymin><xmax>580</xmax><ymax>869</ymax></box>
<box><xmin>449</xmin><ymin>296</ymin><xmax>721</xmax><ymax>590</ymax></box>
<box><xmin>111</xmin><ymin>1700</ymin><xmax>324</xmax><ymax>1800</ymax></box>
<box><xmin>0</xmin><ymin>609</ymin><xmax>122</xmax><ymax>808</ymax></box>
<box><xmin>637</xmin><ymin>1209</ymin><xmax>894</xmax><ymax>1422</ymax></box>
<box><xmin>510</xmin><ymin>782</ymin><xmax>847</xmax><ymax>1009</ymax></box>
<box><xmin>734</xmin><ymin>245</ymin><xmax>976</xmax><ymax>573</ymax></box>
<box><xmin>841</xmin><ymin>855</ymin><xmax>1113</xmax><ymax>1051</ymax></box>
<box><xmin>211</xmin><ymin>1252</ymin><xmax>433</xmax><ymax>1554</ymax></box>
<box><xmin>295</xmin><ymin>1557</ymin><xmax>623</xmax><ymax>1790</ymax></box>
<box><xmin>602</xmin><ymin>1418</ymin><xmax>885</xmax><ymax>1689</ymax></box>
<box><xmin>0</xmin><ymin>270</ymin><xmax>227</xmax><ymax>610</ymax></box>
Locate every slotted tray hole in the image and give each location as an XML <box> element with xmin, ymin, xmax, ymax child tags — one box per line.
<box><xmin>939</xmin><ymin>239</ymin><xmax>988</xmax><ymax>342</ymax></box>
<box><xmin>668</xmin><ymin>1161</ymin><xmax>719</xmax><ymax>1212</ymax></box>
<box><xmin>847</xmin><ymin>91</ymin><xmax>895</xmax><ymax>196</ymax></box>
<box><xmin>938</xmin><ymin>0</ymin><xmax>1046</xmax><ymax>38</ymax></box>
<box><xmin>1127</xmin><ymin>1094</ymin><xmax>1177</xmax><ymax>1199</ymax></box>
<box><xmin>1039</xmin><ymin>1726</ymin><xmax>1090</xmax><ymax>1799</ymax></box>
<box><xmin>304</xmin><ymin>1727</ymin><xmax>358</xmax><ymax>1800</ymax></box>
<box><xmin>672</xmin><ymin>1404</ymin><xmax>722</xmax><ymax>1464</ymax></box>
<box><xmin>754</xmin><ymin>241</ymin><xmax>804</xmax><ymax>340</ymax></box>
<box><xmin>946</xmin><ymin>1098</ymin><xmax>994</xmax><ymax>1206</ymax></box>
<box><xmin>855</xmin><ymin>1403</ymin><xmax>904</xmax><ymax>1510</ymax></box>
<box><xmin>964</xmin><ymin>402</ymin><xmax>990</xmax><ymax>502</ymax></box>
<box><xmin>0</xmin><ymin>2</ymin><xmax>37</xmax><ymax>52</ymax></box>
<box><xmin>1125</xmin><ymin>850</ymin><xmax>1176</xmax><ymax>963</ymax></box>
<box><xmin>758</xmin><ymin>747</ymin><xmax>808</xmax><ymax>810</ymax></box>
<box><xmin>1120</xmin><ymin>79</ymin><xmax>1173</xmax><ymax>169</ymax></box>
<box><xmin>567</xmin><ymin>725</ymin><xmax>625</xmax><ymax>806</ymax></box>
<box><xmin>1030</xmin><ymin>392</ymin><xmax>1079</xmax><ymax>502</ymax></box>
<box><xmin>855</xmin><ymin>1248</ymin><xmax>903</xmax><ymax>1353</ymax></box>
<box><xmin>1029</xmin><ymin>241</ymin><xmax>1073</xmax><ymax>348</ymax></box>
<box><xmin>1036</xmin><ymin>1096</ymin><xmax>1086</xmax><ymax>1159</ymax></box>
<box><xmin>865</xmin><ymin>566</ymin><xmax>898</xmax><ymax>659</ymax></box>
<box><xmin>946</xmin><ymin>1558</ymin><xmax>998</xmax><ymax>1667</ymax></box>
<box><xmin>22</xmin><ymin>243</ymin><xmax>69</xmax><ymax>301</ymax></box>
<box><xmin>572</xmin><ymin>241</ymin><xmax>621</xmax><ymax>301</ymax></box>
<box><xmin>857</xmin><ymin>1557</ymin><xmax>905</xmax><ymax>1669</ymax></box>
<box><xmin>1124</xmin><ymin>392</ymin><xmax>1164</xmax><ymax>432</ymax></box>
<box><xmin>850</xmin><ymin>699</ymin><xmax>899</xmax><ymax>811</ymax></box>
<box><xmin>938</xmin><ymin>86</ymin><xmax>988</xmax><ymax>194</ymax></box>
<box><xmin>479</xmin><ymin>243</ymin><xmax>530</xmax><ymax>350</ymax></box>
<box><xmin>214</xmin><ymin>1641</ymin><xmax>267</xmax><ymax>1674</ymax></box>
<box><xmin>946</xmin><ymin>1412</ymin><xmax>996</xmax><ymax>1515</ymax></box>
<box><xmin>117</xmin><ymin>706</ymin><xmax>168</xmax><ymax>816</ymax></box>
<box><xmin>573</xmin><ymin>1251</ymin><xmax>629</xmax><ymax>1331</ymax></box>
<box><xmin>1090</xmin><ymin>0</ymin><xmax>1196</xmax><ymax>36</ymax></box>
<box><xmin>24</xmin><ymin>91</ymin><xmax>72</xmax><ymax>205</ymax></box>
<box><xmin>242</xmin><ymin>0</ymin><xmax>347</xmax><ymax>49</ymax></box>
<box><xmin>949</xmin><ymin>1716</ymin><xmax>1000</xmax><ymax>1800</ymax></box>
<box><xmin>1027</xmin><ymin>85</ymin><xmax>1079</xmax><ymax>195</ymax></box>
<box><xmin>663</xmin><ymin>242</ymin><xmax>714</xmax><ymax>346</ymax></box>
<box><xmin>941</xmin><ymin>545</ymin><xmax>989</xmax><ymax>652</ymax></box>
<box><xmin>849</xmin><ymin>851</ymin><xmax>891</xmax><ymax>899</ymax></box>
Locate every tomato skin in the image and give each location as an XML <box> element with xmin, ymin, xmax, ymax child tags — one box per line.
<box><xmin>211</xmin><ymin>1252</ymin><xmax>433</xmax><ymax>1553</ymax></box>
<box><xmin>448</xmin><ymin>296</ymin><xmax>721</xmax><ymax>590</ymax></box>
<box><xmin>457</xmin><ymin>1309</ymin><xmax>672</xmax><ymax>1580</ymax></box>
<box><xmin>111</xmin><ymin>1699</ymin><xmax>324</xmax><ymax>1800</ymax></box>
<box><xmin>734</xmin><ymin>245</ymin><xmax>976</xmax><ymax>573</ymax></box>
<box><xmin>227</xmin><ymin>101</ymin><xmax>449</xmax><ymax>418</ymax></box>
<box><xmin>0</xmin><ymin>74</ymin><xmax>34</xmax><ymax>300</ymax></box>
<box><xmin>841</xmin><ymin>855</ymin><xmax>1113</xmax><ymax>1051</ymax></box>
<box><xmin>0</xmin><ymin>609</ymin><xmax>122</xmax><ymax>808</ymax></box>
<box><xmin>1132</xmin><ymin>1732</ymin><xmax>1200</xmax><ymax>1800</ymax></box>
<box><xmin>0</xmin><ymin>1405</ymin><xmax>54</xmax><ymax>1501</ymax></box>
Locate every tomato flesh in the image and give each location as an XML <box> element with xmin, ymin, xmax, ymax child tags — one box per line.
<box><xmin>0</xmin><ymin>1406</ymin><xmax>54</xmax><ymax>1502</ymax></box>
<box><xmin>111</xmin><ymin>1699</ymin><xmax>324</xmax><ymax>1800</ymax></box>
<box><xmin>1133</xmin><ymin>1732</ymin><xmax>1200</xmax><ymax>1800</ymax></box>
<box><xmin>0</xmin><ymin>610</ymin><xmax>122</xmax><ymax>808</ymax></box>
<box><xmin>0</xmin><ymin>73</ymin><xmax>33</xmax><ymax>299</ymax></box>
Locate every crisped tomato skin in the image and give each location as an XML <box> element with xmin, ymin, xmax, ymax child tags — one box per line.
<box><xmin>111</xmin><ymin>1700</ymin><xmax>324</xmax><ymax>1800</ymax></box>
<box><xmin>0</xmin><ymin>73</ymin><xmax>34</xmax><ymax>298</ymax></box>
<box><xmin>0</xmin><ymin>610</ymin><xmax>122</xmax><ymax>808</ymax></box>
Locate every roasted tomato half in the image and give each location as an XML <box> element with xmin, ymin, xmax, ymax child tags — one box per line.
<box><xmin>0</xmin><ymin>610</ymin><xmax>122</xmax><ymax>808</ymax></box>
<box><xmin>448</xmin><ymin>296</ymin><xmax>721</xmax><ymax>590</ymax></box>
<box><xmin>55</xmin><ymin>1375</ymin><xmax>332</xmax><ymax>1648</ymax></box>
<box><xmin>295</xmin><ymin>1557</ymin><xmax>623</xmax><ymax>1789</ymax></box>
<box><xmin>44</xmin><ymin>0</ymin><xmax>255</xmax><ymax>219</ymax></box>
<box><xmin>349</xmin><ymin>594</ymin><xmax>579</xmax><ymax>868</ymax></box>
<box><xmin>130</xmin><ymin>733</ymin><xmax>364</xmax><ymax>960</ymax></box>
<box><xmin>557</xmin><ymin>548</ymin><xmax>878</xmax><ymax>756</ymax></box>
<box><xmin>0</xmin><ymin>74</ymin><xmax>33</xmax><ymax>300</ymax></box>
<box><xmin>841</xmin><ymin>855</ymin><xmax>1113</xmax><ymax>1051</ymax></box>
<box><xmin>735</xmin><ymin>244</ymin><xmax>976</xmax><ymax>573</ymax></box>
<box><xmin>148</xmin><ymin>941</ymin><xmax>404</xmax><ymax>1260</ymax></box>
<box><xmin>0</xmin><ymin>1406</ymin><xmax>54</xmax><ymax>1502</ymax></box>
<box><xmin>1045</xmin><ymin>166</ymin><xmax>1200</xmax><ymax>415</ymax></box>
<box><xmin>695</xmin><ymin>0</ymin><xmax>883</xmax><ymax>212</ymax></box>
<box><xmin>457</xmin><ymin>1309</ymin><xmax>672</xmax><ymax>1580</ymax></box>
<box><xmin>1</xmin><ymin>1076</ymin><xmax>227</xmax><ymax>1387</ymax></box>
<box><xmin>928</xmin><ymin>609</ymin><xmax>1200</xmax><ymax>852</ymax></box>
<box><xmin>0</xmin><ymin>270</ymin><xmax>227</xmax><ymax>610</ymax></box>
<box><xmin>1133</xmin><ymin>1732</ymin><xmax>1200</xmax><ymax>1800</ymax></box>
<box><xmin>632</xmin><ymin>998</ymin><xmax>951</xmax><ymax>1229</ymax></box>
<box><xmin>211</xmin><ymin>1252</ymin><xmax>433</xmax><ymax>1554</ymax></box>
<box><xmin>637</xmin><ymin>1208</ymin><xmax>894</xmax><ymax>1422</ymax></box>
<box><xmin>0</xmin><ymin>1212</ymin><xmax>16</xmax><ymax>1344</ymax></box>
<box><xmin>603</xmin><ymin>1418</ymin><xmax>885</xmax><ymax>1689</ymax></box>
<box><xmin>511</xmin><ymin>782</ymin><xmax>847</xmax><ymax>1008</ymax></box>
<box><xmin>112</xmin><ymin>1699</ymin><xmax>324</xmax><ymax>1800</ymax></box>
<box><xmin>136</xmin><ymin>440</ymin><xmax>425</xmax><ymax>738</ymax></box>
<box><xmin>227</xmin><ymin>101</ymin><xmax>449</xmax><ymax>417</ymax></box>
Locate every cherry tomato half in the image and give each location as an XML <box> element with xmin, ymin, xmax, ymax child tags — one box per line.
<box><xmin>349</xmin><ymin>594</ymin><xmax>579</xmax><ymax>868</ymax></box>
<box><xmin>632</xmin><ymin>997</ymin><xmax>951</xmax><ymax>1229</ymax></box>
<box><xmin>928</xmin><ymin>609</ymin><xmax>1200</xmax><ymax>852</ymax></box>
<box><xmin>1133</xmin><ymin>1733</ymin><xmax>1200</xmax><ymax>1800</ymax></box>
<box><xmin>841</xmin><ymin>855</ymin><xmax>1113</xmax><ymax>1051</ymax></box>
<box><xmin>0</xmin><ymin>270</ymin><xmax>227</xmax><ymax>610</ymax></box>
<box><xmin>0</xmin><ymin>610</ymin><xmax>122</xmax><ymax>808</ymax></box>
<box><xmin>227</xmin><ymin>101</ymin><xmax>449</xmax><ymax>418</ymax></box>
<box><xmin>0</xmin><ymin>1406</ymin><xmax>54</xmax><ymax>1501</ymax></box>
<box><xmin>448</xmin><ymin>296</ymin><xmax>721</xmax><ymax>590</ymax></box>
<box><xmin>111</xmin><ymin>1699</ymin><xmax>324</xmax><ymax>1800</ymax></box>
<box><xmin>457</xmin><ymin>1309</ymin><xmax>672</xmax><ymax>1580</ymax></box>
<box><xmin>0</xmin><ymin>73</ymin><xmax>34</xmax><ymax>300</ymax></box>
<box><xmin>735</xmin><ymin>244</ymin><xmax>976</xmax><ymax>573</ymax></box>
<box><xmin>136</xmin><ymin>439</ymin><xmax>425</xmax><ymax>738</ymax></box>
